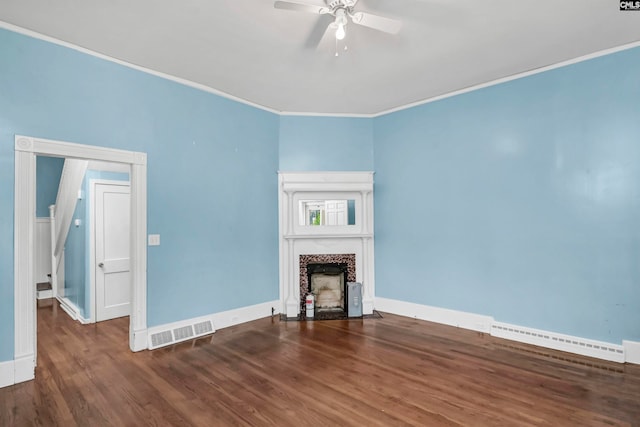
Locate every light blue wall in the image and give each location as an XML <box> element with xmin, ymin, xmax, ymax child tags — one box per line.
<box><xmin>374</xmin><ymin>46</ymin><xmax>640</xmax><ymax>344</ymax></box>
<box><xmin>36</xmin><ymin>156</ymin><xmax>64</xmax><ymax>217</ymax></box>
<box><xmin>2</xmin><ymin>24</ymin><xmax>638</xmax><ymax>366</ymax></box>
<box><xmin>0</xmin><ymin>28</ymin><xmax>279</xmax><ymax>362</ymax></box>
<box><xmin>279</xmin><ymin>116</ymin><xmax>373</xmax><ymax>171</ymax></box>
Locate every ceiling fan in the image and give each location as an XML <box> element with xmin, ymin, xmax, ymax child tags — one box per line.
<box><xmin>274</xmin><ymin>0</ymin><xmax>402</xmax><ymax>43</ymax></box>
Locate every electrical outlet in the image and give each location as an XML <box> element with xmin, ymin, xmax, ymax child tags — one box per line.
<box><xmin>148</xmin><ymin>234</ymin><xmax>160</xmax><ymax>246</ymax></box>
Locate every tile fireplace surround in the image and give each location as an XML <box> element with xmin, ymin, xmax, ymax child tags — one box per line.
<box><xmin>278</xmin><ymin>172</ymin><xmax>375</xmax><ymax>318</ymax></box>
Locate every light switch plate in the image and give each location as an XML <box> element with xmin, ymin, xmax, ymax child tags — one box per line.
<box><xmin>148</xmin><ymin>234</ymin><xmax>160</xmax><ymax>246</ymax></box>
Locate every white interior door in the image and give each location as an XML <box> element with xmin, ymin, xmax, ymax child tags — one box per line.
<box><xmin>95</xmin><ymin>183</ymin><xmax>131</xmax><ymax>321</ymax></box>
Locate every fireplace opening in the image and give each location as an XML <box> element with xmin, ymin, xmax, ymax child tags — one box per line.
<box><xmin>307</xmin><ymin>263</ymin><xmax>348</xmax><ymax>314</ymax></box>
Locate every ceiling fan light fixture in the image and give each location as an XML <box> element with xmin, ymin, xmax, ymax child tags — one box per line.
<box><xmin>273</xmin><ymin>0</ymin><xmax>403</xmax><ymax>50</ymax></box>
<box><xmin>334</xmin><ymin>8</ymin><xmax>347</xmax><ymax>40</ymax></box>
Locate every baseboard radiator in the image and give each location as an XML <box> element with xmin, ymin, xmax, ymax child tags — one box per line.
<box><xmin>491</xmin><ymin>322</ymin><xmax>625</xmax><ymax>363</ymax></box>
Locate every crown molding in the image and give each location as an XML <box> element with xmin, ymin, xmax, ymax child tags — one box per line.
<box><xmin>373</xmin><ymin>40</ymin><xmax>640</xmax><ymax>117</ymax></box>
<box><xmin>0</xmin><ymin>20</ymin><xmax>280</xmax><ymax>115</ymax></box>
<box><xmin>2</xmin><ymin>20</ymin><xmax>639</xmax><ymax>119</ymax></box>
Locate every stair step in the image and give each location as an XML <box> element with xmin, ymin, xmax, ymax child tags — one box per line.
<box><xmin>37</xmin><ymin>282</ymin><xmax>52</xmax><ymax>292</ymax></box>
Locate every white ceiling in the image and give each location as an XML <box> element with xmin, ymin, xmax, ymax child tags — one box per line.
<box><xmin>1</xmin><ymin>0</ymin><xmax>640</xmax><ymax>115</ymax></box>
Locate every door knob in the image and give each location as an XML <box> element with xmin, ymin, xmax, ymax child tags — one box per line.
<box><xmin>98</xmin><ymin>262</ymin><xmax>104</xmax><ymax>268</ymax></box>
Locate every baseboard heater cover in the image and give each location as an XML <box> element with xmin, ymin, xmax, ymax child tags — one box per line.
<box><xmin>491</xmin><ymin>322</ymin><xmax>625</xmax><ymax>363</ymax></box>
<box><xmin>148</xmin><ymin>316</ymin><xmax>216</xmax><ymax>350</ymax></box>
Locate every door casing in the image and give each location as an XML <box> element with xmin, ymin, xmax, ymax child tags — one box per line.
<box><xmin>14</xmin><ymin>135</ymin><xmax>148</xmax><ymax>385</ymax></box>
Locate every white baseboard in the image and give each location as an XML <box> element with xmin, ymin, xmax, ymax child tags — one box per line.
<box><xmin>0</xmin><ymin>360</ymin><xmax>15</xmax><ymax>388</ymax></box>
<box><xmin>131</xmin><ymin>328</ymin><xmax>148</xmax><ymax>352</ymax></box>
<box><xmin>491</xmin><ymin>322</ymin><xmax>625</xmax><ymax>363</ymax></box>
<box><xmin>623</xmin><ymin>340</ymin><xmax>640</xmax><ymax>364</ymax></box>
<box><xmin>58</xmin><ymin>296</ymin><xmax>77</xmax><ymax>320</ymax></box>
<box><xmin>375</xmin><ymin>297</ymin><xmax>493</xmax><ymax>333</ymax></box>
<box><xmin>147</xmin><ymin>300</ymin><xmax>280</xmax><ymax>350</ymax></box>
<box><xmin>0</xmin><ymin>354</ymin><xmax>37</xmax><ymax>389</ymax></box>
<box><xmin>375</xmin><ymin>297</ymin><xmax>632</xmax><ymax>364</ymax></box>
<box><xmin>211</xmin><ymin>300</ymin><xmax>280</xmax><ymax>330</ymax></box>
<box><xmin>14</xmin><ymin>354</ymin><xmax>35</xmax><ymax>384</ymax></box>
<box><xmin>57</xmin><ymin>296</ymin><xmax>90</xmax><ymax>324</ymax></box>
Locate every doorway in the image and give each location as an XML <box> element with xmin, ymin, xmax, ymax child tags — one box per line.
<box><xmin>14</xmin><ymin>135</ymin><xmax>148</xmax><ymax>385</ymax></box>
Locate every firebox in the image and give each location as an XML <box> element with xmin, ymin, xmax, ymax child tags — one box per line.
<box><xmin>307</xmin><ymin>263</ymin><xmax>348</xmax><ymax>314</ymax></box>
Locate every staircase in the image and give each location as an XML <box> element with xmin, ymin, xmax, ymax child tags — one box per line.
<box><xmin>36</xmin><ymin>277</ymin><xmax>53</xmax><ymax>300</ymax></box>
<box><xmin>48</xmin><ymin>159</ymin><xmax>88</xmax><ymax>299</ymax></box>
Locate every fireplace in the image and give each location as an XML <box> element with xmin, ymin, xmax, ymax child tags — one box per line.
<box><xmin>278</xmin><ymin>172</ymin><xmax>375</xmax><ymax>318</ymax></box>
<box><xmin>299</xmin><ymin>254</ymin><xmax>356</xmax><ymax>319</ymax></box>
<box><xmin>308</xmin><ymin>263</ymin><xmax>347</xmax><ymax>312</ymax></box>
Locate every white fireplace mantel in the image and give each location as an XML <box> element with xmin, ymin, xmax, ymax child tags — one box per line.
<box><xmin>278</xmin><ymin>171</ymin><xmax>375</xmax><ymax>318</ymax></box>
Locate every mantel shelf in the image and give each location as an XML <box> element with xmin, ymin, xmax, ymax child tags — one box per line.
<box><xmin>283</xmin><ymin>234</ymin><xmax>373</xmax><ymax>240</ymax></box>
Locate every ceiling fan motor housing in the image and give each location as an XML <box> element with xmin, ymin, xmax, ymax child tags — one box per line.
<box><xmin>326</xmin><ymin>0</ymin><xmax>356</xmax><ymax>11</ymax></box>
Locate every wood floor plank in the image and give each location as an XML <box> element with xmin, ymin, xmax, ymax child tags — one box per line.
<box><xmin>1</xmin><ymin>300</ymin><xmax>639</xmax><ymax>426</ymax></box>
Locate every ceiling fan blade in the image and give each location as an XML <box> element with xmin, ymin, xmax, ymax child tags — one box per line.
<box><xmin>350</xmin><ymin>11</ymin><xmax>402</xmax><ymax>34</ymax></box>
<box><xmin>304</xmin><ymin>15</ymin><xmax>334</xmax><ymax>49</ymax></box>
<box><xmin>316</xmin><ymin>22</ymin><xmax>339</xmax><ymax>51</ymax></box>
<box><xmin>274</xmin><ymin>1</ymin><xmax>331</xmax><ymax>15</ymax></box>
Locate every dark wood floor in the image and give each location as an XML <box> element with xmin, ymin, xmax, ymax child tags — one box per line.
<box><xmin>1</xmin><ymin>300</ymin><xmax>639</xmax><ymax>426</ymax></box>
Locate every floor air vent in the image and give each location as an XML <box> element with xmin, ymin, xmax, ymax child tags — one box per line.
<box><xmin>148</xmin><ymin>317</ymin><xmax>216</xmax><ymax>350</ymax></box>
<box><xmin>173</xmin><ymin>325</ymin><xmax>194</xmax><ymax>341</ymax></box>
<box><xmin>194</xmin><ymin>320</ymin><xmax>214</xmax><ymax>335</ymax></box>
<box><xmin>151</xmin><ymin>330</ymin><xmax>173</xmax><ymax>348</ymax></box>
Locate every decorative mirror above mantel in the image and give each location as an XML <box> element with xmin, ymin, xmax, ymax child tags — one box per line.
<box><xmin>278</xmin><ymin>171</ymin><xmax>375</xmax><ymax>318</ymax></box>
<box><xmin>299</xmin><ymin>199</ymin><xmax>356</xmax><ymax>226</ymax></box>
<box><xmin>280</xmin><ymin>172</ymin><xmax>373</xmax><ymax>238</ymax></box>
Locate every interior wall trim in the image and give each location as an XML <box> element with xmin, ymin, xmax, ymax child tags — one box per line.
<box><xmin>369</xmin><ymin>39</ymin><xmax>640</xmax><ymax>117</ymax></box>
<box><xmin>147</xmin><ymin>299</ymin><xmax>280</xmax><ymax>350</ymax></box>
<box><xmin>0</xmin><ymin>21</ymin><xmax>280</xmax><ymax>116</ymax></box>
<box><xmin>57</xmin><ymin>296</ymin><xmax>90</xmax><ymax>325</ymax></box>
<box><xmin>13</xmin><ymin>355</ymin><xmax>34</xmax><ymax>385</ymax></box>
<box><xmin>0</xmin><ymin>360</ymin><xmax>14</xmax><ymax>388</ymax></box>
<box><xmin>375</xmin><ymin>297</ymin><xmax>633</xmax><ymax>364</ymax></box>
<box><xmin>211</xmin><ymin>299</ymin><xmax>280</xmax><ymax>330</ymax></box>
<box><xmin>491</xmin><ymin>321</ymin><xmax>624</xmax><ymax>363</ymax></box>
<box><xmin>3</xmin><ymin>20</ymin><xmax>639</xmax><ymax>118</ymax></box>
<box><xmin>624</xmin><ymin>340</ymin><xmax>640</xmax><ymax>364</ymax></box>
<box><xmin>13</xmin><ymin>135</ymin><xmax>148</xmax><ymax>388</ymax></box>
<box><xmin>375</xmin><ymin>297</ymin><xmax>493</xmax><ymax>333</ymax></box>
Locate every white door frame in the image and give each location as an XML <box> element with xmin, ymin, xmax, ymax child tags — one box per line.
<box><xmin>14</xmin><ymin>135</ymin><xmax>148</xmax><ymax>385</ymax></box>
<box><xmin>90</xmin><ymin>179</ymin><xmax>131</xmax><ymax>324</ymax></box>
